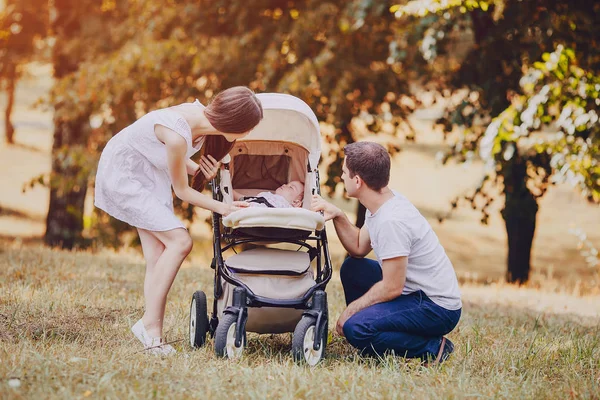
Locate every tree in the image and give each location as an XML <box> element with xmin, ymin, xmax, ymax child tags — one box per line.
<box><xmin>483</xmin><ymin>46</ymin><xmax>599</xmax><ymax>281</ymax></box>
<box><xmin>44</xmin><ymin>0</ymin><xmax>130</xmax><ymax>248</ymax></box>
<box><xmin>395</xmin><ymin>0</ymin><xmax>600</xmax><ymax>282</ymax></box>
<box><xmin>52</xmin><ymin>0</ymin><xmax>426</xmax><ymax>244</ymax></box>
<box><xmin>0</xmin><ymin>0</ymin><xmax>47</xmax><ymax>144</ymax></box>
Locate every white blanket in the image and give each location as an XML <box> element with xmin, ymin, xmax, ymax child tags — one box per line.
<box><xmin>222</xmin><ymin>207</ymin><xmax>325</xmax><ymax>232</ymax></box>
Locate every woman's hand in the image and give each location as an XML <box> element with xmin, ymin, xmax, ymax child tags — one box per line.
<box><xmin>220</xmin><ymin>201</ymin><xmax>250</xmax><ymax>216</ymax></box>
<box><xmin>198</xmin><ymin>155</ymin><xmax>222</xmax><ymax>181</ymax></box>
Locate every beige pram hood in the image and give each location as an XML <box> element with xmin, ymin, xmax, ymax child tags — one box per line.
<box><xmin>220</xmin><ymin>93</ymin><xmax>325</xmax><ymax>232</ymax></box>
<box><xmin>246</xmin><ymin>93</ymin><xmax>321</xmax><ymax>171</ymax></box>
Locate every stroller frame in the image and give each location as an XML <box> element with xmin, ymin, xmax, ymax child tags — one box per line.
<box><xmin>207</xmin><ymin>169</ymin><xmax>332</xmax><ymax>350</ymax></box>
<box><xmin>188</xmin><ymin>93</ymin><xmax>333</xmax><ymax>365</ymax></box>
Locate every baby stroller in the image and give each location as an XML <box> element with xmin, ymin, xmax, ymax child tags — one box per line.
<box><xmin>188</xmin><ymin>93</ymin><xmax>333</xmax><ymax>366</ymax></box>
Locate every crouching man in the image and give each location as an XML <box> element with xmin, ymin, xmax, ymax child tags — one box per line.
<box><xmin>312</xmin><ymin>142</ymin><xmax>462</xmax><ymax>364</ymax></box>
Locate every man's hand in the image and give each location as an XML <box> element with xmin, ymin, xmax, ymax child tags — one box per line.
<box><xmin>336</xmin><ymin>257</ymin><xmax>407</xmax><ymax>336</ymax></box>
<box><xmin>311</xmin><ymin>194</ymin><xmax>342</xmax><ymax>221</ymax></box>
<box><xmin>198</xmin><ymin>155</ymin><xmax>222</xmax><ymax>181</ymax></box>
<box><xmin>335</xmin><ymin>304</ymin><xmax>358</xmax><ymax>336</ymax></box>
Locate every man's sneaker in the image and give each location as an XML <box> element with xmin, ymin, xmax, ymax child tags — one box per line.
<box><xmin>436</xmin><ymin>336</ymin><xmax>454</xmax><ymax>364</ymax></box>
<box><xmin>424</xmin><ymin>336</ymin><xmax>454</xmax><ymax>367</ymax></box>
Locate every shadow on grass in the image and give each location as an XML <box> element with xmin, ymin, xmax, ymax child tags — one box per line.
<box><xmin>0</xmin><ymin>306</ymin><xmax>136</xmax><ymax>345</ymax></box>
<box><xmin>0</xmin><ymin>205</ymin><xmax>44</xmax><ymax>221</ymax></box>
<box><xmin>0</xmin><ymin>234</ymin><xmax>44</xmax><ymax>248</ymax></box>
<box><xmin>6</xmin><ymin>141</ymin><xmax>47</xmax><ymax>154</ymax></box>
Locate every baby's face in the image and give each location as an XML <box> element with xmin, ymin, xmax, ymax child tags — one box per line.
<box><xmin>276</xmin><ymin>181</ymin><xmax>304</xmax><ymax>204</ymax></box>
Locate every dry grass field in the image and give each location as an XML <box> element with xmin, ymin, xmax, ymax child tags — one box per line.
<box><xmin>1</xmin><ymin>241</ymin><xmax>599</xmax><ymax>399</ymax></box>
<box><xmin>1</xmin><ymin>64</ymin><xmax>599</xmax><ymax>399</ymax></box>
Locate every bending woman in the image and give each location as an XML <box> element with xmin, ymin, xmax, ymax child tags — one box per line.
<box><xmin>94</xmin><ymin>86</ymin><xmax>263</xmax><ymax>354</ymax></box>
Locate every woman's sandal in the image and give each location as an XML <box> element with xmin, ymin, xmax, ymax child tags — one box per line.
<box><xmin>131</xmin><ymin>319</ymin><xmax>176</xmax><ymax>356</ymax></box>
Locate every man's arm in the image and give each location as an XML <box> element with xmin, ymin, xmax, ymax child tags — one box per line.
<box><xmin>336</xmin><ymin>256</ymin><xmax>407</xmax><ymax>335</ymax></box>
<box><xmin>311</xmin><ymin>195</ymin><xmax>371</xmax><ymax>257</ymax></box>
<box><xmin>331</xmin><ymin>212</ymin><xmax>372</xmax><ymax>258</ymax></box>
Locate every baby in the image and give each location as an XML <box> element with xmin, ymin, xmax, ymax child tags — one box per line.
<box><xmin>233</xmin><ymin>181</ymin><xmax>304</xmax><ymax>208</ymax></box>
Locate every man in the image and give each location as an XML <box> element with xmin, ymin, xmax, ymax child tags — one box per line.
<box><xmin>311</xmin><ymin>142</ymin><xmax>461</xmax><ymax>363</ymax></box>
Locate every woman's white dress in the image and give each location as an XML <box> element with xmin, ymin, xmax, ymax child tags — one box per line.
<box><xmin>94</xmin><ymin>101</ymin><xmax>204</xmax><ymax>231</ymax></box>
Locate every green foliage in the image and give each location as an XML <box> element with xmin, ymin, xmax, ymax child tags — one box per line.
<box><xmin>42</xmin><ymin>0</ymin><xmax>133</xmax><ymax>248</ymax></box>
<box><xmin>59</xmin><ymin>0</ymin><xmax>426</xmax><ymax>163</ymax></box>
<box><xmin>44</xmin><ymin>0</ymin><xmax>599</xmax><ymax>252</ymax></box>
<box><xmin>0</xmin><ymin>0</ymin><xmax>48</xmax><ymax>143</ymax></box>
<box><xmin>46</xmin><ymin>0</ymin><xmax>430</xmax><ymax>243</ymax></box>
<box><xmin>392</xmin><ymin>0</ymin><xmax>498</xmax><ymax>18</ymax></box>
<box><xmin>0</xmin><ymin>0</ymin><xmax>47</xmax><ymax>76</ymax></box>
<box><xmin>482</xmin><ymin>45</ymin><xmax>599</xmax><ymax>203</ymax></box>
<box><xmin>394</xmin><ymin>0</ymin><xmax>599</xmax><ymax>281</ymax></box>
<box><xmin>394</xmin><ymin>0</ymin><xmax>600</xmax><ymax>208</ymax></box>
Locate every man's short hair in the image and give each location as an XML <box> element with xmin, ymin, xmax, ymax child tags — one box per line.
<box><xmin>344</xmin><ymin>142</ymin><xmax>390</xmax><ymax>191</ymax></box>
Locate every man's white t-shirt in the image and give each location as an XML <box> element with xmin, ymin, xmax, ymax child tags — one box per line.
<box><xmin>365</xmin><ymin>191</ymin><xmax>462</xmax><ymax>310</ymax></box>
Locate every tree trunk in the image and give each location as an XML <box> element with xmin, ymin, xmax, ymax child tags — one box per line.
<box><xmin>470</xmin><ymin>8</ymin><xmax>494</xmax><ymax>46</ymax></box>
<box><xmin>45</xmin><ymin>187</ymin><xmax>87</xmax><ymax>248</ymax></box>
<box><xmin>504</xmin><ymin>206</ymin><xmax>536</xmax><ymax>284</ymax></box>
<box><xmin>44</xmin><ymin>144</ymin><xmax>89</xmax><ymax>249</ymax></box>
<box><xmin>501</xmin><ymin>149</ymin><xmax>538</xmax><ymax>284</ymax></box>
<box><xmin>4</xmin><ymin>63</ymin><xmax>16</xmax><ymax>144</ymax></box>
<box><xmin>44</xmin><ymin>0</ymin><xmax>89</xmax><ymax>249</ymax></box>
<box><xmin>44</xmin><ymin>115</ymin><xmax>89</xmax><ymax>248</ymax></box>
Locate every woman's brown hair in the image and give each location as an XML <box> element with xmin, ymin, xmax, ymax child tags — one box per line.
<box><xmin>192</xmin><ymin>87</ymin><xmax>263</xmax><ymax>191</ymax></box>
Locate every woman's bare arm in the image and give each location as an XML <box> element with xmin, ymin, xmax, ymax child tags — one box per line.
<box><xmin>185</xmin><ymin>159</ymin><xmax>199</xmax><ymax>176</ymax></box>
<box><xmin>157</xmin><ymin>125</ymin><xmax>243</xmax><ymax>215</ymax></box>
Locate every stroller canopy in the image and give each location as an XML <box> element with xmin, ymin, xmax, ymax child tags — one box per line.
<box><xmin>241</xmin><ymin>93</ymin><xmax>322</xmax><ymax>170</ymax></box>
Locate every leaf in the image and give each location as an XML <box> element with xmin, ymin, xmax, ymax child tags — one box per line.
<box><xmin>565</xmin><ymin>48</ymin><xmax>575</xmax><ymax>60</ymax></box>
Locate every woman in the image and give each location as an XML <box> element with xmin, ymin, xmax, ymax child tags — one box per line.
<box><xmin>94</xmin><ymin>86</ymin><xmax>263</xmax><ymax>355</ymax></box>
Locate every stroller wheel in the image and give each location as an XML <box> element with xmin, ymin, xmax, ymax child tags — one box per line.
<box><xmin>292</xmin><ymin>315</ymin><xmax>327</xmax><ymax>366</ymax></box>
<box><xmin>214</xmin><ymin>313</ymin><xmax>245</xmax><ymax>359</ymax></box>
<box><xmin>189</xmin><ymin>291</ymin><xmax>209</xmax><ymax>349</ymax></box>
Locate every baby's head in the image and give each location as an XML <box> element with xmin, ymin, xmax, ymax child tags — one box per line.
<box><xmin>275</xmin><ymin>181</ymin><xmax>304</xmax><ymax>207</ymax></box>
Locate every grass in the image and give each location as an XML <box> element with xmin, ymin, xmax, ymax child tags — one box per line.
<box><xmin>2</xmin><ymin>62</ymin><xmax>600</xmax><ymax>399</ymax></box>
<box><xmin>1</xmin><ymin>239</ymin><xmax>599</xmax><ymax>400</ymax></box>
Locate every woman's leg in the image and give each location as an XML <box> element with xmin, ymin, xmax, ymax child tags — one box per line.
<box><xmin>137</xmin><ymin>227</ymin><xmax>193</xmax><ymax>338</ymax></box>
<box><xmin>137</xmin><ymin>228</ymin><xmax>165</xmax><ymax>335</ymax></box>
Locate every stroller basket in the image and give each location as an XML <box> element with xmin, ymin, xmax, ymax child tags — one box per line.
<box><xmin>217</xmin><ymin>248</ymin><xmax>316</xmax><ymax>334</ymax></box>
